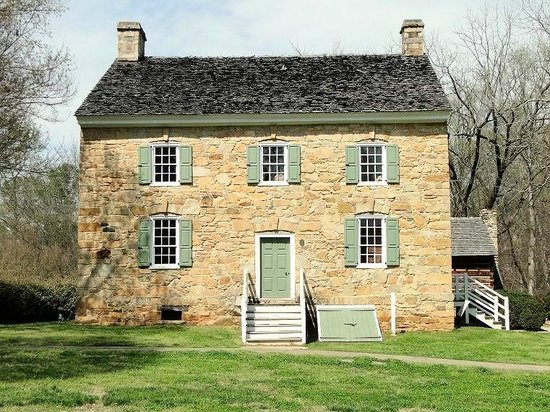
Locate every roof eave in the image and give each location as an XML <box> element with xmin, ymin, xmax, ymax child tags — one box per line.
<box><xmin>452</xmin><ymin>252</ymin><xmax>496</xmax><ymax>257</ymax></box>
<box><xmin>76</xmin><ymin>110</ymin><xmax>450</xmax><ymax>128</ymax></box>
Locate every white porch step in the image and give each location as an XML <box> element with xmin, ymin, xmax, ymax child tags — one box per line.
<box><xmin>247</xmin><ymin>305</ymin><xmax>300</xmax><ymax>313</ymax></box>
<box><xmin>246</xmin><ymin>312</ymin><xmax>302</xmax><ymax>320</ymax></box>
<box><xmin>247</xmin><ymin>325</ymin><xmax>302</xmax><ymax>333</ymax></box>
<box><xmin>466</xmin><ymin>308</ymin><xmax>505</xmax><ymax>330</ymax></box>
<box><xmin>244</xmin><ymin>303</ymin><xmax>303</xmax><ymax>343</ymax></box>
<box><xmin>246</xmin><ymin>332</ymin><xmax>302</xmax><ymax>342</ymax></box>
<box><xmin>246</xmin><ymin>318</ymin><xmax>302</xmax><ymax>327</ymax></box>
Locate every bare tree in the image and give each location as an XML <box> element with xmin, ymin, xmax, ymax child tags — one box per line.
<box><xmin>432</xmin><ymin>1</ymin><xmax>550</xmax><ymax>293</ymax></box>
<box><xmin>0</xmin><ymin>0</ymin><xmax>73</xmax><ymax>177</ymax></box>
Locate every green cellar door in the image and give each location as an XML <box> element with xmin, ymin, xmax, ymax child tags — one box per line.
<box><xmin>260</xmin><ymin>238</ymin><xmax>291</xmax><ymax>298</ymax></box>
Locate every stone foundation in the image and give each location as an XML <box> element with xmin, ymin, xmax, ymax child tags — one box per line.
<box><xmin>77</xmin><ymin>123</ymin><xmax>454</xmax><ymax>332</ymax></box>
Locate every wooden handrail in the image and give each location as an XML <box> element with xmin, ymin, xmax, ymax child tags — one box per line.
<box><xmin>299</xmin><ymin>268</ymin><xmax>306</xmax><ymax>344</ymax></box>
<box><xmin>453</xmin><ymin>273</ymin><xmax>510</xmax><ymax>330</ymax></box>
<box><xmin>241</xmin><ymin>268</ymin><xmax>248</xmax><ymax>344</ymax></box>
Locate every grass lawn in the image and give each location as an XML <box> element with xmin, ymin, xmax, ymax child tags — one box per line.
<box><xmin>0</xmin><ymin>322</ymin><xmax>241</xmax><ymax>348</ymax></box>
<box><xmin>310</xmin><ymin>327</ymin><xmax>550</xmax><ymax>366</ymax></box>
<box><xmin>1</xmin><ymin>322</ymin><xmax>548</xmax><ymax>366</ymax></box>
<box><xmin>0</xmin><ymin>348</ymin><xmax>548</xmax><ymax>411</ymax></box>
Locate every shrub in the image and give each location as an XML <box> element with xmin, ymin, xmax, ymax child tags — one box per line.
<box><xmin>501</xmin><ymin>290</ymin><xmax>546</xmax><ymax>331</ymax></box>
<box><xmin>543</xmin><ymin>295</ymin><xmax>550</xmax><ymax>321</ymax></box>
<box><xmin>0</xmin><ymin>281</ymin><xmax>77</xmax><ymax>324</ymax></box>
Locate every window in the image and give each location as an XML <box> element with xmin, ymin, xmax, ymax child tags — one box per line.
<box><xmin>137</xmin><ymin>216</ymin><xmax>193</xmax><ymax>269</ymax></box>
<box><xmin>152</xmin><ymin>144</ymin><xmax>178</xmax><ymax>184</ymax></box>
<box><xmin>261</xmin><ymin>144</ymin><xmax>287</xmax><ymax>184</ymax></box>
<box><xmin>345</xmin><ymin>143</ymin><xmax>399</xmax><ymax>185</ymax></box>
<box><xmin>247</xmin><ymin>143</ymin><xmax>301</xmax><ymax>185</ymax></box>
<box><xmin>358</xmin><ymin>216</ymin><xmax>385</xmax><ymax>267</ymax></box>
<box><xmin>152</xmin><ymin>217</ymin><xmax>179</xmax><ymax>268</ymax></box>
<box><xmin>359</xmin><ymin>145</ymin><xmax>385</xmax><ymax>183</ymax></box>
<box><xmin>138</xmin><ymin>144</ymin><xmax>193</xmax><ymax>186</ymax></box>
<box><xmin>344</xmin><ymin>215</ymin><xmax>400</xmax><ymax>268</ymax></box>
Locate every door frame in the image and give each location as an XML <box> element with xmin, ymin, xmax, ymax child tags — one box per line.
<box><xmin>255</xmin><ymin>232</ymin><xmax>295</xmax><ymax>299</ymax></box>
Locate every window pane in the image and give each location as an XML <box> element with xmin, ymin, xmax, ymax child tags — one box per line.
<box><xmin>359</xmin><ymin>217</ymin><xmax>384</xmax><ymax>265</ymax></box>
<box><xmin>358</xmin><ymin>145</ymin><xmax>384</xmax><ymax>183</ymax></box>
<box><xmin>260</xmin><ymin>145</ymin><xmax>286</xmax><ymax>182</ymax></box>
<box><xmin>152</xmin><ymin>219</ymin><xmax>178</xmax><ymax>266</ymax></box>
<box><xmin>152</xmin><ymin>145</ymin><xmax>178</xmax><ymax>183</ymax></box>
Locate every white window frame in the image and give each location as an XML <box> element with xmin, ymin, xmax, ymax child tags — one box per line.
<box><xmin>357</xmin><ymin>143</ymin><xmax>387</xmax><ymax>186</ymax></box>
<box><xmin>150</xmin><ymin>143</ymin><xmax>180</xmax><ymax>187</ymax></box>
<box><xmin>150</xmin><ymin>215</ymin><xmax>180</xmax><ymax>270</ymax></box>
<box><xmin>356</xmin><ymin>214</ymin><xmax>387</xmax><ymax>269</ymax></box>
<box><xmin>258</xmin><ymin>142</ymin><xmax>289</xmax><ymax>186</ymax></box>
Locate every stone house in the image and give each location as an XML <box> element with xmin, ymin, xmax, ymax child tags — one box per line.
<box><xmin>75</xmin><ymin>19</ymin><xmax>456</xmax><ymax>341</ymax></box>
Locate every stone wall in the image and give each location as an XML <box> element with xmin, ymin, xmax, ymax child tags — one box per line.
<box><xmin>77</xmin><ymin>122</ymin><xmax>454</xmax><ymax>331</ymax></box>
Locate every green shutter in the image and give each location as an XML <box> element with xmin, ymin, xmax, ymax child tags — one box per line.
<box><xmin>137</xmin><ymin>218</ymin><xmax>151</xmax><ymax>267</ymax></box>
<box><xmin>288</xmin><ymin>145</ymin><xmax>301</xmax><ymax>183</ymax></box>
<box><xmin>179</xmin><ymin>218</ymin><xmax>192</xmax><ymax>267</ymax></box>
<box><xmin>138</xmin><ymin>146</ymin><xmax>152</xmax><ymax>184</ymax></box>
<box><xmin>344</xmin><ymin>218</ymin><xmax>358</xmax><ymax>267</ymax></box>
<box><xmin>386</xmin><ymin>217</ymin><xmax>400</xmax><ymax>266</ymax></box>
<box><xmin>345</xmin><ymin>146</ymin><xmax>358</xmax><ymax>184</ymax></box>
<box><xmin>247</xmin><ymin>145</ymin><xmax>260</xmax><ymax>184</ymax></box>
<box><xmin>179</xmin><ymin>145</ymin><xmax>193</xmax><ymax>184</ymax></box>
<box><xmin>386</xmin><ymin>144</ymin><xmax>400</xmax><ymax>184</ymax></box>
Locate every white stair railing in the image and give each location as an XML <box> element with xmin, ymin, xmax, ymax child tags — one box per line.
<box><xmin>241</xmin><ymin>268</ymin><xmax>248</xmax><ymax>344</ymax></box>
<box><xmin>299</xmin><ymin>268</ymin><xmax>306</xmax><ymax>343</ymax></box>
<box><xmin>453</xmin><ymin>274</ymin><xmax>510</xmax><ymax>330</ymax></box>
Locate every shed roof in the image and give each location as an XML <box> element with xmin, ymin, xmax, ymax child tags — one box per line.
<box><xmin>75</xmin><ymin>54</ymin><xmax>450</xmax><ymax>117</ymax></box>
<box><xmin>451</xmin><ymin>217</ymin><xmax>496</xmax><ymax>257</ymax></box>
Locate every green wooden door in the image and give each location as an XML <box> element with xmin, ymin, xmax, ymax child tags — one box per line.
<box><xmin>260</xmin><ymin>237</ymin><xmax>291</xmax><ymax>298</ymax></box>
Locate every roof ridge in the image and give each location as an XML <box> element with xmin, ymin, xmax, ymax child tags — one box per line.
<box><xmin>140</xmin><ymin>53</ymin><xmax>408</xmax><ymax>60</ymax></box>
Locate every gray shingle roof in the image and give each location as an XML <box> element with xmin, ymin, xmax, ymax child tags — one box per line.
<box><xmin>451</xmin><ymin>217</ymin><xmax>496</xmax><ymax>257</ymax></box>
<box><xmin>75</xmin><ymin>54</ymin><xmax>450</xmax><ymax>116</ymax></box>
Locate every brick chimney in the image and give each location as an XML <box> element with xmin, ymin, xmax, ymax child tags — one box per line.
<box><xmin>400</xmin><ymin>19</ymin><xmax>424</xmax><ymax>56</ymax></box>
<box><xmin>117</xmin><ymin>22</ymin><xmax>146</xmax><ymax>61</ymax></box>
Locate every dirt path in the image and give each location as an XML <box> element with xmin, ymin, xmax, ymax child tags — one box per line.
<box><xmin>243</xmin><ymin>346</ymin><xmax>550</xmax><ymax>373</ymax></box>
<box><xmin>3</xmin><ymin>344</ymin><xmax>549</xmax><ymax>373</ymax></box>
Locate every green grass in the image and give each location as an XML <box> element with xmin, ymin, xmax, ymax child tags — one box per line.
<box><xmin>2</xmin><ymin>323</ymin><xmax>548</xmax><ymax>366</ymax></box>
<box><xmin>310</xmin><ymin>327</ymin><xmax>550</xmax><ymax>365</ymax></box>
<box><xmin>0</xmin><ymin>348</ymin><xmax>548</xmax><ymax>411</ymax></box>
<box><xmin>0</xmin><ymin>322</ymin><xmax>240</xmax><ymax>348</ymax></box>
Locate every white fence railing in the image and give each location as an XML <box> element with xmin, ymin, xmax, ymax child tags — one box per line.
<box><xmin>453</xmin><ymin>274</ymin><xmax>510</xmax><ymax>330</ymax></box>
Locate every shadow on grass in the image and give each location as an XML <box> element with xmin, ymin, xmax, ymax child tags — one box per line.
<box><xmin>0</xmin><ymin>322</ymin><xmax>139</xmax><ymax>347</ymax></box>
<box><xmin>0</xmin><ymin>322</ymin><xmax>241</xmax><ymax>348</ymax></box>
<box><xmin>0</xmin><ymin>349</ymin><xmax>161</xmax><ymax>383</ymax></box>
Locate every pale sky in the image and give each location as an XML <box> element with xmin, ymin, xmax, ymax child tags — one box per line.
<box><xmin>41</xmin><ymin>0</ymin><xmax>511</xmax><ymax>150</ymax></box>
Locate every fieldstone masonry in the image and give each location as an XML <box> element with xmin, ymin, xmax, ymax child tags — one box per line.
<box><xmin>117</xmin><ymin>22</ymin><xmax>146</xmax><ymax>61</ymax></box>
<box><xmin>400</xmin><ymin>19</ymin><xmax>425</xmax><ymax>57</ymax></box>
<box><xmin>76</xmin><ymin>122</ymin><xmax>455</xmax><ymax>331</ymax></box>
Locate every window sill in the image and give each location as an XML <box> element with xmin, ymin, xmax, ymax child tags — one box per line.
<box><xmin>356</xmin><ymin>264</ymin><xmax>387</xmax><ymax>269</ymax></box>
<box><xmin>150</xmin><ymin>264</ymin><xmax>180</xmax><ymax>270</ymax></box>
<box><xmin>258</xmin><ymin>182</ymin><xmax>289</xmax><ymax>187</ymax></box>
<box><xmin>357</xmin><ymin>182</ymin><xmax>388</xmax><ymax>187</ymax></box>
<box><xmin>150</xmin><ymin>182</ymin><xmax>181</xmax><ymax>187</ymax></box>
